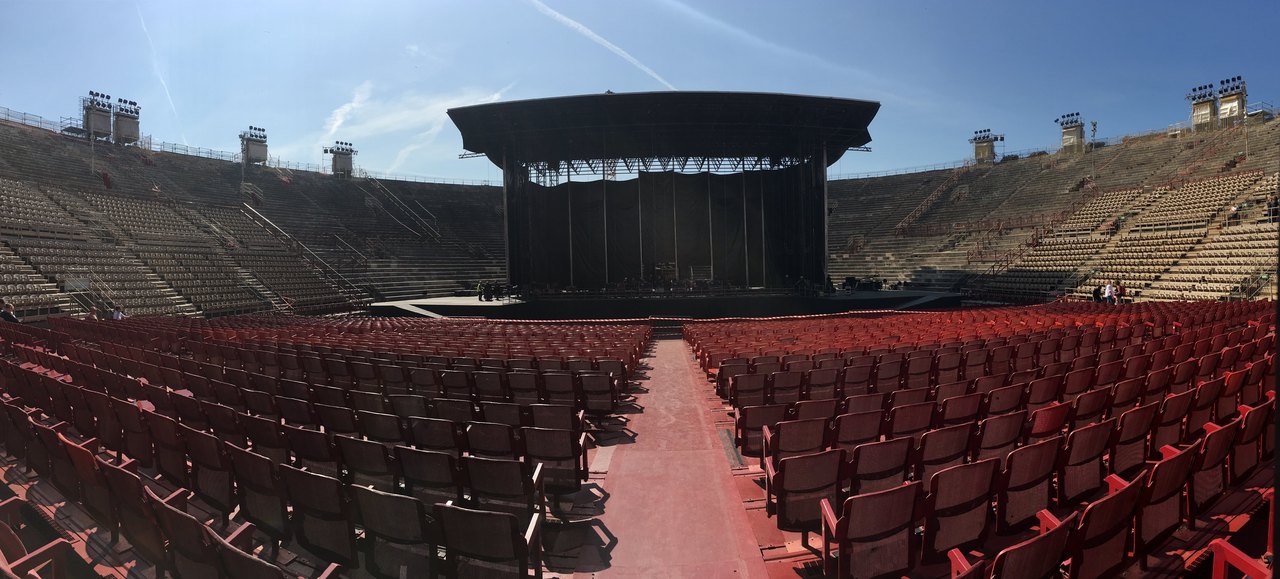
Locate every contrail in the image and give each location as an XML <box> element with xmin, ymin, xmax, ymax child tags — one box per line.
<box><xmin>657</xmin><ymin>0</ymin><xmax>857</xmax><ymax>75</ymax></box>
<box><xmin>527</xmin><ymin>0</ymin><xmax>677</xmax><ymax>90</ymax></box>
<box><xmin>136</xmin><ymin>4</ymin><xmax>186</xmax><ymax>144</ymax></box>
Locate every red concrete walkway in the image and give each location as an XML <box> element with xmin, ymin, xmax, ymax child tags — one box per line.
<box><xmin>590</xmin><ymin>338</ymin><xmax>769</xmax><ymax>577</ymax></box>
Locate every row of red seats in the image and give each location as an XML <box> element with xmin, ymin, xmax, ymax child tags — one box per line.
<box><xmin>2</xmin><ymin>345</ymin><xmax>555</xmax><ymax>577</ymax></box>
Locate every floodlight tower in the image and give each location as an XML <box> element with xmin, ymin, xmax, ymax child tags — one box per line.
<box><xmin>968</xmin><ymin>129</ymin><xmax>1005</xmax><ymax>164</ymax></box>
<box><xmin>1185</xmin><ymin>82</ymin><xmax>1218</xmax><ymax>131</ymax></box>
<box><xmin>239</xmin><ymin>125</ymin><xmax>269</xmax><ymax>187</ymax></box>
<box><xmin>112</xmin><ymin>97</ymin><xmax>141</xmax><ymax>145</ymax></box>
<box><xmin>82</xmin><ymin>91</ymin><xmax>113</xmax><ymax>174</ymax></box>
<box><xmin>81</xmin><ymin>91</ymin><xmax>113</xmax><ymax>141</ymax></box>
<box><xmin>1215</xmin><ymin>76</ymin><xmax>1247</xmax><ymax>126</ymax></box>
<box><xmin>1054</xmin><ymin>112</ymin><xmax>1085</xmax><ymax>154</ymax></box>
<box><xmin>323</xmin><ymin>141</ymin><xmax>358</xmax><ymax>178</ymax></box>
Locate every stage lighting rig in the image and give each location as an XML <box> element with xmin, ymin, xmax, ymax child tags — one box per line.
<box><xmin>1054</xmin><ymin>112</ymin><xmax>1083</xmax><ymax>128</ymax></box>
<box><xmin>968</xmin><ymin>128</ymin><xmax>1004</xmax><ymax>144</ymax></box>
<box><xmin>113</xmin><ymin>97</ymin><xmax>141</xmax><ymax>117</ymax></box>
<box><xmin>240</xmin><ymin>125</ymin><xmax>268</xmax><ymax>142</ymax></box>
<box><xmin>1216</xmin><ymin>75</ymin><xmax>1245</xmax><ymax>96</ymax></box>
<box><xmin>1185</xmin><ymin>83</ymin><xmax>1216</xmax><ymax>103</ymax></box>
<box><xmin>323</xmin><ymin>141</ymin><xmax>358</xmax><ymax>155</ymax></box>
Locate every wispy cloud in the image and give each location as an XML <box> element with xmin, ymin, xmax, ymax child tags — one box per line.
<box><xmin>319</xmin><ymin>80</ymin><xmax>373</xmax><ymax>147</ymax></box>
<box><xmin>273</xmin><ymin>83</ymin><xmax>514</xmax><ymax>175</ymax></box>
<box><xmin>136</xmin><ymin>4</ymin><xmax>185</xmax><ymax>144</ymax></box>
<box><xmin>526</xmin><ymin>0</ymin><xmax>677</xmax><ymax>90</ymax></box>
<box><xmin>386</xmin><ymin>82</ymin><xmax>515</xmax><ymax>173</ymax></box>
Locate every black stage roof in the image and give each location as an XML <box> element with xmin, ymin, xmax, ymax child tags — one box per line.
<box><xmin>447</xmin><ymin>91</ymin><xmax>879</xmax><ymax>168</ymax></box>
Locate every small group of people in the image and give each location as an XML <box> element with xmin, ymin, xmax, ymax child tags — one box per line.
<box><xmin>87</xmin><ymin>306</ymin><xmax>127</xmax><ymax>321</ymax></box>
<box><xmin>1091</xmin><ymin>279</ymin><xmax>1126</xmax><ymax>304</ymax></box>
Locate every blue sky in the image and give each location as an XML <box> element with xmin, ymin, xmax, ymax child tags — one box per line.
<box><xmin>1</xmin><ymin>1</ymin><xmax>1276</xmax><ymax>182</ymax></box>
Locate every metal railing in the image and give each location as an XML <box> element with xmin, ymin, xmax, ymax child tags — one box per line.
<box><xmin>0</xmin><ymin>105</ymin><xmax>496</xmax><ymax>186</ymax></box>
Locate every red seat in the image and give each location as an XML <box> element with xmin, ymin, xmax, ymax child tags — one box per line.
<box><xmin>765</xmin><ymin>448</ymin><xmax>845</xmax><ymax>545</ymax></box>
<box><xmin>1189</xmin><ymin>417</ymin><xmax>1241</xmax><ymax>519</ymax></box>
<box><xmin>949</xmin><ymin>510</ymin><xmax>1077</xmax><ymax>579</ymax></box>
<box><xmin>846</xmin><ymin>437</ymin><xmax>912</xmax><ymax>495</ymax></box>
<box><xmin>1132</xmin><ymin>441</ymin><xmax>1199</xmax><ymax>568</ymax></box>
<box><xmin>1041</xmin><ymin>470</ymin><xmax>1147</xmax><ymax>579</ymax></box>
<box><xmin>996</xmin><ymin>436</ymin><xmax>1061</xmax><ymax>532</ymax></box>
<box><xmin>820</xmin><ymin>481</ymin><xmax>921</xmax><ymax>579</ymax></box>
<box><xmin>1109</xmin><ymin>402</ymin><xmax>1159</xmax><ymax>479</ymax></box>
<box><xmin>922</xmin><ymin>458</ymin><xmax>999</xmax><ymax>561</ymax></box>
<box><xmin>762</xmin><ymin>418</ymin><xmax>828</xmax><ymax>469</ymax></box>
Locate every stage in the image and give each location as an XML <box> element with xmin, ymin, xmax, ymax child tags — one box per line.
<box><xmin>369</xmin><ymin>290</ymin><xmax>962</xmax><ymax>321</ymax></box>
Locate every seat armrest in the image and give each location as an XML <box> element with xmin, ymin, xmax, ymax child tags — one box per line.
<box><xmin>315</xmin><ymin>562</ymin><xmax>343</xmax><ymax>579</ymax></box>
<box><xmin>1104</xmin><ymin>474</ymin><xmax>1128</xmax><ymax>494</ymax></box>
<box><xmin>820</xmin><ymin>498</ymin><xmax>838</xmax><ymax>533</ymax></box>
<box><xmin>0</xmin><ymin>497</ymin><xmax>26</xmax><ymax>525</ymax></box>
<box><xmin>162</xmin><ymin>488</ymin><xmax>189</xmax><ymax>509</ymax></box>
<box><xmin>524</xmin><ymin>512</ymin><xmax>543</xmax><ymax>547</ymax></box>
<box><xmin>11</xmin><ymin>537</ymin><xmax>75</xmax><ymax>575</ymax></box>
<box><xmin>77</xmin><ymin>437</ymin><xmax>100</xmax><ymax>453</ymax></box>
<box><xmin>1037</xmin><ymin>509</ymin><xmax>1063</xmax><ymax>533</ymax></box>
<box><xmin>225</xmin><ymin>521</ymin><xmax>258</xmax><ymax>549</ymax></box>
<box><xmin>1158</xmin><ymin>444</ymin><xmax>1183</xmax><ymax>460</ymax></box>
<box><xmin>1209</xmin><ymin>538</ymin><xmax>1271</xmax><ymax>578</ymax></box>
<box><xmin>1203</xmin><ymin>421</ymin><xmax>1223</xmax><ymax>434</ymax></box>
<box><xmin>948</xmin><ymin>548</ymin><xmax>974</xmax><ymax>575</ymax></box>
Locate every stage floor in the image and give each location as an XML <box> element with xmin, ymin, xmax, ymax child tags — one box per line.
<box><xmin>370</xmin><ymin>290</ymin><xmax>961</xmax><ymax>321</ymax></box>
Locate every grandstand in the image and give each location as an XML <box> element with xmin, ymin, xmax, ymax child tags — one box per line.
<box><xmin>0</xmin><ymin>67</ymin><xmax>1272</xmax><ymax>579</ymax></box>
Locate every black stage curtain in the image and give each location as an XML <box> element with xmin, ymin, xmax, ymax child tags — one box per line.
<box><xmin>514</xmin><ymin>166</ymin><xmax>820</xmax><ymax>290</ymax></box>
<box><xmin>642</xmin><ymin>172</ymin><xmax>675</xmax><ymax>276</ymax></box>
<box><xmin>569</xmin><ymin>180</ymin><xmax>606</xmax><ymax>288</ymax></box>
<box><xmin>526</xmin><ymin>181</ymin><xmax>571</xmax><ymax>286</ymax></box>
<box><xmin>711</xmin><ymin>173</ymin><xmax>747</xmax><ymax>285</ymax></box>
<box><xmin>743</xmin><ymin>171</ymin><xmax>765</xmax><ymax>287</ymax></box>
<box><xmin>672</xmin><ymin>172</ymin><xmax>711</xmax><ymax>278</ymax></box>
<box><xmin>605</xmin><ymin>178</ymin><xmax>642</xmax><ymax>285</ymax></box>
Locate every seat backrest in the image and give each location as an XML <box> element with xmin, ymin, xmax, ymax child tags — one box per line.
<box><xmin>848</xmin><ymin>436</ymin><xmax>913</xmax><ymax>495</ymax></box>
<box><xmin>436</xmin><ymin>502</ymin><xmax>529</xmax><ymax>568</ymax></box>
<box><xmin>767</xmin><ymin>417</ymin><xmax>829</xmax><ymax>460</ymax></box>
<box><xmin>999</xmin><ymin>434</ymin><xmax>1061</xmax><ymax>529</ymax></box>
<box><xmin>988</xmin><ymin>511</ymin><xmax>1077</xmax><ymax>579</ymax></box>
<box><xmin>917</xmin><ymin>423</ymin><xmax>973</xmax><ymax>484</ymax></box>
<box><xmin>772</xmin><ymin>448</ymin><xmax>844</xmax><ymax>533</ymax></box>
<box><xmin>1071</xmin><ymin>471</ymin><xmax>1146</xmax><ymax>579</ymax></box>
<box><xmin>924</xmin><ymin>458</ymin><xmax>998</xmax><ymax>560</ymax></box>
<box><xmin>834</xmin><ymin>481</ymin><xmax>921</xmax><ymax>579</ymax></box>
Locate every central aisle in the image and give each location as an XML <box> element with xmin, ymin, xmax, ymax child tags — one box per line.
<box><xmin>591</xmin><ymin>338</ymin><xmax>769</xmax><ymax>577</ymax></box>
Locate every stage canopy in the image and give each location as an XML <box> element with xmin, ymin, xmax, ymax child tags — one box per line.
<box><xmin>447</xmin><ymin>91</ymin><xmax>880</xmax><ymax>168</ymax></box>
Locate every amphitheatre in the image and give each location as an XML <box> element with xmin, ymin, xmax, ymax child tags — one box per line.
<box><xmin>0</xmin><ymin>30</ymin><xmax>1272</xmax><ymax>579</ymax></box>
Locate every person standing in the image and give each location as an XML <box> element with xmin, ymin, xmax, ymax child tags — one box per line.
<box><xmin>111</xmin><ymin>306</ymin><xmax>126</xmax><ymax>320</ymax></box>
<box><xmin>1092</xmin><ymin>285</ymin><xmax>1103</xmax><ymax>303</ymax></box>
<box><xmin>1104</xmin><ymin>281</ymin><xmax>1116</xmax><ymax>305</ymax></box>
<box><xmin>1115</xmin><ymin>280</ymin><xmax>1126</xmax><ymax>304</ymax></box>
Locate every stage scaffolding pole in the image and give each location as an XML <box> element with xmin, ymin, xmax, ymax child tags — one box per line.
<box><xmin>707</xmin><ymin>172</ymin><xmax>714</xmax><ymax>281</ymax></box>
<box><xmin>742</xmin><ymin>171</ymin><xmax>749</xmax><ymax>286</ymax></box>
<box><xmin>603</xmin><ymin>172</ymin><xmax>609</xmax><ymax>285</ymax></box>
<box><xmin>501</xmin><ymin>151</ymin><xmax>511</xmax><ymax>284</ymax></box>
<box><xmin>672</xmin><ymin>174</ymin><xmax>679</xmax><ymax>279</ymax></box>
<box><xmin>567</xmin><ymin>175</ymin><xmax>574</xmax><ymax>288</ymax></box>
<box><xmin>759</xmin><ymin>171</ymin><xmax>766</xmax><ymax>287</ymax></box>
<box><xmin>637</xmin><ymin>172</ymin><xmax>644</xmax><ymax>281</ymax></box>
<box><xmin>822</xmin><ymin>145</ymin><xmax>829</xmax><ymax>284</ymax></box>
